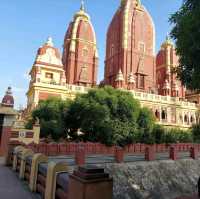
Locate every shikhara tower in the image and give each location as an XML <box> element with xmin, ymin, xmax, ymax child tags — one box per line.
<box><xmin>62</xmin><ymin>2</ymin><xmax>98</xmax><ymax>87</ymax></box>
<box><xmin>156</xmin><ymin>36</ymin><xmax>185</xmax><ymax>98</ymax></box>
<box><xmin>104</xmin><ymin>0</ymin><xmax>156</xmax><ymax>92</ymax></box>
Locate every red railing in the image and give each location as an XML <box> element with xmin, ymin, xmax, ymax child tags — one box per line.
<box><xmin>25</xmin><ymin>142</ymin><xmax>200</xmax><ymax>156</ymax></box>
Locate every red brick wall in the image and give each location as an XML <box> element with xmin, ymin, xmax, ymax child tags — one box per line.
<box><xmin>0</xmin><ymin>127</ymin><xmax>12</xmax><ymax>156</ymax></box>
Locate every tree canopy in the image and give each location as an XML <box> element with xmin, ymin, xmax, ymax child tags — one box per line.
<box><xmin>26</xmin><ymin>97</ymin><xmax>71</xmax><ymax>141</ymax></box>
<box><xmin>64</xmin><ymin>86</ymin><xmax>155</xmax><ymax>146</ymax></box>
<box><xmin>170</xmin><ymin>0</ymin><xmax>200</xmax><ymax>90</ymax></box>
<box><xmin>26</xmin><ymin>87</ymin><xmax>195</xmax><ymax>145</ymax></box>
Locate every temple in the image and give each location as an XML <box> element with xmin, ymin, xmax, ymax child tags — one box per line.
<box><xmin>156</xmin><ymin>35</ymin><xmax>185</xmax><ymax>98</ymax></box>
<box><xmin>26</xmin><ymin>37</ymin><xmax>68</xmax><ymax>112</ymax></box>
<box><xmin>104</xmin><ymin>0</ymin><xmax>155</xmax><ymax>92</ymax></box>
<box><xmin>62</xmin><ymin>2</ymin><xmax>98</xmax><ymax>87</ymax></box>
<box><xmin>25</xmin><ymin>0</ymin><xmax>200</xmax><ymax>129</ymax></box>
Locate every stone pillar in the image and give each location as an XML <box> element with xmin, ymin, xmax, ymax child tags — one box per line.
<box><xmin>159</xmin><ymin>107</ymin><xmax>162</xmax><ymax>122</ymax></box>
<box><xmin>75</xmin><ymin>146</ymin><xmax>86</xmax><ymax>166</ymax></box>
<box><xmin>170</xmin><ymin>146</ymin><xmax>178</xmax><ymax>160</ymax></box>
<box><xmin>68</xmin><ymin>166</ymin><xmax>113</xmax><ymax>199</ymax></box>
<box><xmin>115</xmin><ymin>147</ymin><xmax>124</xmax><ymax>163</ymax></box>
<box><xmin>182</xmin><ymin>112</ymin><xmax>184</xmax><ymax>125</ymax></box>
<box><xmin>190</xmin><ymin>147</ymin><xmax>198</xmax><ymax>160</ymax></box>
<box><xmin>33</xmin><ymin>124</ymin><xmax>40</xmax><ymax>144</ymax></box>
<box><xmin>145</xmin><ymin>146</ymin><xmax>155</xmax><ymax>161</ymax></box>
<box><xmin>188</xmin><ymin>112</ymin><xmax>190</xmax><ymax>125</ymax></box>
<box><xmin>1</xmin><ymin>114</ymin><xmax>16</xmax><ymax>156</ymax></box>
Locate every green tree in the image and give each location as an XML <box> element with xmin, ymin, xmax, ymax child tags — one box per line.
<box><xmin>64</xmin><ymin>86</ymin><xmax>150</xmax><ymax>146</ymax></box>
<box><xmin>192</xmin><ymin>124</ymin><xmax>200</xmax><ymax>143</ymax></box>
<box><xmin>137</xmin><ymin>107</ymin><xmax>156</xmax><ymax>144</ymax></box>
<box><xmin>26</xmin><ymin>97</ymin><xmax>71</xmax><ymax>141</ymax></box>
<box><xmin>152</xmin><ymin>124</ymin><xmax>166</xmax><ymax>144</ymax></box>
<box><xmin>170</xmin><ymin>0</ymin><xmax>200</xmax><ymax>90</ymax></box>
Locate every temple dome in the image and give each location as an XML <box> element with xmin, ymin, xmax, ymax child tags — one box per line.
<box><xmin>1</xmin><ymin>87</ymin><xmax>14</xmax><ymax>108</ymax></box>
<box><xmin>35</xmin><ymin>37</ymin><xmax>63</xmax><ymax>67</ymax></box>
<box><xmin>62</xmin><ymin>2</ymin><xmax>98</xmax><ymax>86</ymax></box>
<box><xmin>104</xmin><ymin>0</ymin><xmax>156</xmax><ymax>91</ymax></box>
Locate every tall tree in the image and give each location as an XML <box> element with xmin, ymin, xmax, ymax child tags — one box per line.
<box><xmin>170</xmin><ymin>0</ymin><xmax>200</xmax><ymax>90</ymax></box>
<box><xmin>26</xmin><ymin>97</ymin><xmax>71</xmax><ymax>140</ymax></box>
<box><xmin>64</xmin><ymin>86</ymin><xmax>155</xmax><ymax>146</ymax></box>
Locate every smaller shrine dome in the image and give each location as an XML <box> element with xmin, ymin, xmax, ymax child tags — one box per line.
<box><xmin>1</xmin><ymin>87</ymin><xmax>14</xmax><ymax>108</ymax></box>
<box><xmin>35</xmin><ymin>37</ymin><xmax>63</xmax><ymax>67</ymax></box>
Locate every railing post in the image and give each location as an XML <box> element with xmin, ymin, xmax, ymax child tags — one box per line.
<box><xmin>68</xmin><ymin>166</ymin><xmax>113</xmax><ymax>199</ymax></box>
<box><xmin>145</xmin><ymin>145</ymin><xmax>155</xmax><ymax>161</ymax></box>
<box><xmin>190</xmin><ymin>147</ymin><xmax>198</xmax><ymax>160</ymax></box>
<box><xmin>115</xmin><ymin>147</ymin><xmax>124</xmax><ymax>163</ymax></box>
<box><xmin>75</xmin><ymin>146</ymin><xmax>85</xmax><ymax>166</ymax></box>
<box><xmin>170</xmin><ymin>146</ymin><xmax>178</xmax><ymax>160</ymax></box>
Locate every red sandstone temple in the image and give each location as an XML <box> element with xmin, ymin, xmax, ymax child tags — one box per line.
<box><xmin>104</xmin><ymin>0</ymin><xmax>156</xmax><ymax>92</ymax></box>
<box><xmin>25</xmin><ymin>0</ymin><xmax>199</xmax><ymax>128</ymax></box>
<box><xmin>62</xmin><ymin>2</ymin><xmax>98</xmax><ymax>87</ymax></box>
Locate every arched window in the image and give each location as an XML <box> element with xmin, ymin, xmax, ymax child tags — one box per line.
<box><xmin>110</xmin><ymin>44</ymin><xmax>114</xmax><ymax>57</ymax></box>
<box><xmin>162</xmin><ymin>110</ymin><xmax>167</xmax><ymax>120</ymax></box>
<box><xmin>155</xmin><ymin>110</ymin><xmax>160</xmax><ymax>119</ymax></box>
<box><xmin>184</xmin><ymin>115</ymin><xmax>188</xmax><ymax>123</ymax></box>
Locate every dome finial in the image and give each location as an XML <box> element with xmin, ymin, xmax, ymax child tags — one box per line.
<box><xmin>166</xmin><ymin>32</ymin><xmax>170</xmax><ymax>41</ymax></box>
<box><xmin>46</xmin><ymin>36</ymin><xmax>54</xmax><ymax>47</ymax></box>
<box><xmin>80</xmin><ymin>0</ymin><xmax>85</xmax><ymax>11</ymax></box>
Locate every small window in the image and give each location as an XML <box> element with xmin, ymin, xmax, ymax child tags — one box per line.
<box><xmin>139</xmin><ymin>75</ymin><xmax>145</xmax><ymax>89</ymax></box>
<box><xmin>45</xmin><ymin>73</ymin><xmax>53</xmax><ymax>79</ymax></box>
<box><xmin>110</xmin><ymin>45</ymin><xmax>114</xmax><ymax>57</ymax></box>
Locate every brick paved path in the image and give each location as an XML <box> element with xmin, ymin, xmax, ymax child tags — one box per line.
<box><xmin>0</xmin><ymin>157</ymin><xmax>37</xmax><ymax>199</ymax></box>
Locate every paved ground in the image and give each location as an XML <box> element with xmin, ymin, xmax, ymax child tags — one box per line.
<box><xmin>0</xmin><ymin>156</ymin><xmax>199</xmax><ymax>199</ymax></box>
<box><xmin>0</xmin><ymin>157</ymin><xmax>38</xmax><ymax>199</ymax></box>
<box><xmin>176</xmin><ymin>195</ymin><xmax>199</xmax><ymax>199</ymax></box>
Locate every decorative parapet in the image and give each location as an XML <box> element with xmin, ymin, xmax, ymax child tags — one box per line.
<box><xmin>131</xmin><ymin>90</ymin><xmax>197</xmax><ymax>109</ymax></box>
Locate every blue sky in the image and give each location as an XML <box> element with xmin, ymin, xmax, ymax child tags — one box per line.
<box><xmin>0</xmin><ymin>0</ymin><xmax>182</xmax><ymax>108</ymax></box>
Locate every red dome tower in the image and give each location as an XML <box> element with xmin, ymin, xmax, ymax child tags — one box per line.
<box><xmin>1</xmin><ymin>87</ymin><xmax>14</xmax><ymax>108</ymax></box>
<box><xmin>104</xmin><ymin>0</ymin><xmax>156</xmax><ymax>92</ymax></box>
<box><xmin>156</xmin><ymin>36</ymin><xmax>185</xmax><ymax>98</ymax></box>
<box><xmin>62</xmin><ymin>1</ymin><xmax>98</xmax><ymax>87</ymax></box>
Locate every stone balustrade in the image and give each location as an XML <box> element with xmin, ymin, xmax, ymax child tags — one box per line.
<box><xmin>131</xmin><ymin>90</ymin><xmax>197</xmax><ymax>108</ymax></box>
